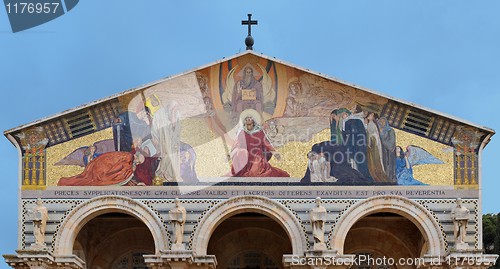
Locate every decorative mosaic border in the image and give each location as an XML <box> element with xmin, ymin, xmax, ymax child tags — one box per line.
<box><xmin>277</xmin><ymin>199</ymin><xmax>311</xmax><ymax>251</ymax></box>
<box><xmin>20</xmin><ymin>197</ymin><xmax>480</xmax><ymax>255</ymax></box>
<box><xmin>325</xmin><ymin>199</ymin><xmax>358</xmax><ymax>249</ymax></box>
<box><xmin>140</xmin><ymin>199</ymin><xmax>172</xmax><ymax>248</ymax></box>
<box><xmin>186</xmin><ymin>199</ymin><xmax>221</xmax><ymax>250</ymax></box>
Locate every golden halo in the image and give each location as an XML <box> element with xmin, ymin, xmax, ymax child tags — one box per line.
<box><xmin>239</xmin><ymin>109</ymin><xmax>262</xmax><ymax>126</ymax></box>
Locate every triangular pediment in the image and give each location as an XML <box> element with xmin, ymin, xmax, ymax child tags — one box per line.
<box><xmin>5</xmin><ymin>50</ymin><xmax>493</xmax><ymax>143</ymax></box>
<box><xmin>5</xmin><ymin>50</ymin><xmax>494</xmax><ymax>188</ymax></box>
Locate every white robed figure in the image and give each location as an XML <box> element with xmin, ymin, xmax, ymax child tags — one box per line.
<box><xmin>451</xmin><ymin>198</ymin><xmax>470</xmax><ymax>249</ymax></box>
<box><xmin>169</xmin><ymin>198</ymin><xmax>187</xmax><ymax>249</ymax></box>
<box><xmin>31</xmin><ymin>198</ymin><xmax>49</xmax><ymax>249</ymax></box>
<box><xmin>308</xmin><ymin>151</ymin><xmax>322</xmax><ymax>182</ymax></box>
<box><xmin>309</xmin><ymin>197</ymin><xmax>327</xmax><ymax>250</ymax></box>
<box><xmin>151</xmin><ymin>100</ymin><xmax>182</xmax><ymax>182</ymax></box>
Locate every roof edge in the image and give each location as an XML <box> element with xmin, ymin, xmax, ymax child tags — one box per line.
<box><xmin>3</xmin><ymin>50</ymin><xmax>254</xmax><ymax>136</ymax></box>
<box><xmin>243</xmin><ymin>51</ymin><xmax>495</xmax><ymax>135</ymax></box>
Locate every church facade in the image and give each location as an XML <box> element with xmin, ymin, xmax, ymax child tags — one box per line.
<box><xmin>3</xmin><ymin>50</ymin><xmax>499</xmax><ymax>269</ymax></box>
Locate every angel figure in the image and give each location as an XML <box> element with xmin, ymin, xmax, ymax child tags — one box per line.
<box><xmin>55</xmin><ymin>139</ymin><xmax>116</xmax><ymax>167</ymax></box>
<box><xmin>222</xmin><ymin>64</ymin><xmax>275</xmax><ymax>116</ymax></box>
<box><xmin>395</xmin><ymin>145</ymin><xmax>444</xmax><ymax>185</ymax></box>
<box><xmin>15</xmin><ymin>126</ymin><xmax>49</xmax><ymax>152</ymax></box>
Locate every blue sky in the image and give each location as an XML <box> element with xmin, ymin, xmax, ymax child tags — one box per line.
<box><xmin>1</xmin><ymin>0</ymin><xmax>499</xmax><ymax>262</ymax></box>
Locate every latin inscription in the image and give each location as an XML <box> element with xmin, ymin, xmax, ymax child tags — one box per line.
<box><xmin>30</xmin><ymin>187</ymin><xmax>473</xmax><ymax>199</ymax></box>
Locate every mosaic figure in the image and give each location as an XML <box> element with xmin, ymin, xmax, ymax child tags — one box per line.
<box><xmin>229</xmin><ymin>109</ymin><xmax>289</xmax><ymax>177</ymax></box>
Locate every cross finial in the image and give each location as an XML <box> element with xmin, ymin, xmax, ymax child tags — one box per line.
<box><xmin>242</xmin><ymin>14</ymin><xmax>257</xmax><ymax>50</ymax></box>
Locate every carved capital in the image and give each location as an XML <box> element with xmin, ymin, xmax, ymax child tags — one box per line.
<box><xmin>144</xmin><ymin>252</ymin><xmax>217</xmax><ymax>269</ymax></box>
<box><xmin>3</xmin><ymin>251</ymin><xmax>84</xmax><ymax>269</ymax></box>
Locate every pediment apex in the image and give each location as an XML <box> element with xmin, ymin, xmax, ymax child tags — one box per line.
<box><xmin>4</xmin><ymin>50</ymin><xmax>494</xmax><ymax>148</ymax></box>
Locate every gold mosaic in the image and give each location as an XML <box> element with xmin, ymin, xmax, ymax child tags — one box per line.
<box><xmin>269</xmin><ymin>129</ymin><xmax>330</xmax><ymax>177</ymax></box>
<box><xmin>32</xmin><ymin>53</ymin><xmax>465</xmax><ymax>187</ymax></box>
<box><xmin>46</xmin><ymin>128</ymin><xmax>113</xmax><ymax>186</ymax></box>
<box><xmin>181</xmin><ymin>118</ymin><xmax>231</xmax><ymax>177</ymax></box>
<box><xmin>394</xmin><ymin>129</ymin><xmax>453</xmax><ymax>185</ymax></box>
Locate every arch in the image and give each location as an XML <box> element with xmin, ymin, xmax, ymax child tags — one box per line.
<box><xmin>53</xmin><ymin>195</ymin><xmax>169</xmax><ymax>256</ymax></box>
<box><xmin>192</xmin><ymin>195</ymin><xmax>307</xmax><ymax>255</ymax></box>
<box><xmin>331</xmin><ymin>195</ymin><xmax>446</xmax><ymax>256</ymax></box>
<box><xmin>346</xmin><ymin>226</ymin><xmax>417</xmax><ymax>257</ymax></box>
<box><xmin>91</xmin><ymin>226</ymin><xmax>155</xmax><ymax>260</ymax></box>
<box><xmin>111</xmin><ymin>248</ymin><xmax>154</xmax><ymax>269</ymax></box>
<box><xmin>209</xmin><ymin>221</ymin><xmax>291</xmax><ymax>269</ymax></box>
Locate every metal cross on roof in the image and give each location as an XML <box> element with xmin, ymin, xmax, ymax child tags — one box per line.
<box><xmin>242</xmin><ymin>14</ymin><xmax>257</xmax><ymax>50</ymax></box>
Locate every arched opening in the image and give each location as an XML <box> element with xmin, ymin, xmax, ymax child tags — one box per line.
<box><xmin>192</xmin><ymin>196</ymin><xmax>306</xmax><ymax>256</ymax></box>
<box><xmin>344</xmin><ymin>212</ymin><xmax>427</xmax><ymax>269</ymax></box>
<box><xmin>54</xmin><ymin>196</ymin><xmax>169</xmax><ymax>257</ymax></box>
<box><xmin>207</xmin><ymin>212</ymin><xmax>292</xmax><ymax>269</ymax></box>
<box><xmin>73</xmin><ymin>213</ymin><xmax>155</xmax><ymax>269</ymax></box>
<box><xmin>331</xmin><ymin>196</ymin><xmax>445</xmax><ymax>257</ymax></box>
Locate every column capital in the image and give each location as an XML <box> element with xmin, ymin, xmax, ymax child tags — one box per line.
<box><xmin>144</xmin><ymin>251</ymin><xmax>217</xmax><ymax>269</ymax></box>
<box><xmin>3</xmin><ymin>250</ymin><xmax>84</xmax><ymax>269</ymax></box>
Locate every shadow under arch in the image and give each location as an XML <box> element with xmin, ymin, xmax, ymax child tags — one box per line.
<box><xmin>346</xmin><ymin>226</ymin><xmax>417</xmax><ymax>257</ymax></box>
<box><xmin>330</xmin><ymin>195</ymin><xmax>446</xmax><ymax>257</ymax></box>
<box><xmin>192</xmin><ymin>195</ymin><xmax>307</xmax><ymax>256</ymax></box>
<box><xmin>53</xmin><ymin>195</ymin><xmax>169</xmax><ymax>257</ymax></box>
